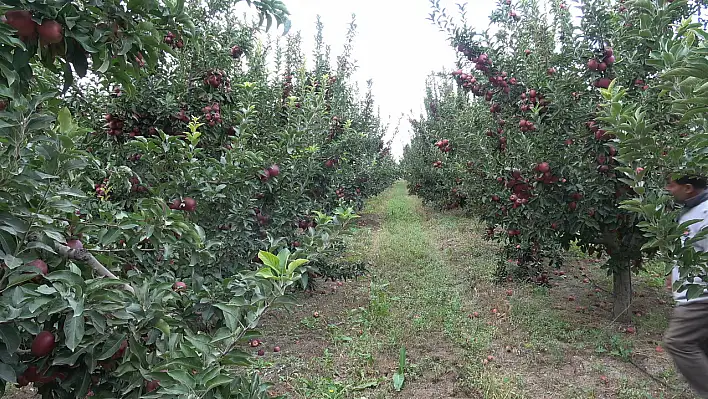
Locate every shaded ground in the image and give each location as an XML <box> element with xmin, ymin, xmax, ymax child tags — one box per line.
<box><xmin>2</xmin><ymin>385</ymin><xmax>38</xmax><ymax>399</ymax></box>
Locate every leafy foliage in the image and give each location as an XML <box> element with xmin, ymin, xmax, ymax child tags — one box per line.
<box><xmin>0</xmin><ymin>1</ymin><xmax>397</xmax><ymax>397</ymax></box>
<box><xmin>402</xmin><ymin>0</ymin><xmax>703</xmax><ymax>320</ymax></box>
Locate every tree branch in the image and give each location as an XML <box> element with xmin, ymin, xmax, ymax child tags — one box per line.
<box><xmin>54</xmin><ymin>243</ymin><xmax>135</xmax><ymax>295</ymax></box>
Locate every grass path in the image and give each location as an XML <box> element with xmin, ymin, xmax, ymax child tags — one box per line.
<box><xmin>255</xmin><ymin>181</ymin><xmax>696</xmax><ymax>399</ymax></box>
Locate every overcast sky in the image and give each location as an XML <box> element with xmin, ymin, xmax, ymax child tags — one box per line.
<box><xmin>279</xmin><ymin>0</ymin><xmax>498</xmax><ymax>159</ymax></box>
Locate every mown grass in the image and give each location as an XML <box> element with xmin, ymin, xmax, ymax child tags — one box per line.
<box><xmin>267</xmin><ymin>181</ymin><xmax>693</xmax><ymax>399</ymax></box>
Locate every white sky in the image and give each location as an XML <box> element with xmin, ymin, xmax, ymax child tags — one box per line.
<box><xmin>280</xmin><ymin>0</ymin><xmax>498</xmax><ymax>159</ymax></box>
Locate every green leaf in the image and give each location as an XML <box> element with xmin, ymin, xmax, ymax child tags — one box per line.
<box><xmin>255</xmin><ymin>267</ymin><xmax>275</xmax><ymax>279</ymax></box>
<box><xmin>86</xmin><ymin>278</ymin><xmax>129</xmax><ymax>292</ymax></box>
<box><xmin>96</xmin><ymin>335</ymin><xmax>125</xmax><ymax>360</ymax></box>
<box><xmin>57</xmin><ymin>107</ymin><xmax>73</xmax><ymax>134</ymax></box>
<box><xmin>220</xmin><ymin>349</ymin><xmax>251</xmax><ymax>366</ymax></box>
<box><xmin>26</xmin><ymin>240</ymin><xmax>57</xmax><ymax>254</ymax></box>
<box><xmin>3</xmin><ymin>254</ymin><xmax>22</xmax><ymax>269</ymax></box>
<box><xmin>166</xmin><ymin>369</ymin><xmax>196</xmax><ymax>389</ymax></box>
<box><xmin>393</xmin><ymin>373</ymin><xmax>404</xmax><ymax>391</ymax></box>
<box><xmin>52</xmin><ymin>347</ymin><xmax>86</xmax><ymax>366</ymax></box>
<box><xmin>686</xmin><ymin>284</ymin><xmax>705</xmax><ymax>300</ymax></box>
<box><xmin>46</xmin><ymin>271</ymin><xmax>84</xmax><ymax>286</ymax></box>
<box><xmin>287</xmin><ymin>258</ymin><xmax>309</xmax><ymax>274</ymax></box>
<box><xmin>64</xmin><ymin>312</ymin><xmax>85</xmax><ymax>352</ymax></box>
<box><xmin>0</xmin><ymin>362</ymin><xmax>16</xmax><ymax>383</ymax></box>
<box><xmin>258</xmin><ymin>251</ymin><xmax>280</xmax><ymax>269</ymax></box>
<box><xmin>0</xmin><ymin>325</ymin><xmax>21</xmax><ymax>352</ymax></box>
<box><xmin>97</xmin><ymin>54</ymin><xmax>110</xmax><ymax>73</ymax></box>
<box><xmin>100</xmin><ymin>228</ymin><xmax>121</xmax><ymax>245</ymax></box>
<box><xmin>398</xmin><ymin>346</ymin><xmax>406</xmax><ymax>370</ymax></box>
<box><xmin>154</xmin><ymin>319</ymin><xmax>170</xmax><ymax>336</ymax></box>
<box><xmin>204</xmin><ymin>374</ymin><xmax>232</xmax><ymax>391</ymax></box>
<box><xmin>214</xmin><ymin>304</ymin><xmax>241</xmax><ymax>331</ymax></box>
<box><xmin>44</xmin><ymin>230</ymin><xmax>67</xmax><ymax>243</ymax></box>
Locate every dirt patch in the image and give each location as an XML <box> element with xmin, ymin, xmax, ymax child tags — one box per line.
<box><xmin>356</xmin><ymin>213</ymin><xmax>382</xmax><ymax>229</ymax></box>
<box><xmin>255</xmin><ymin>276</ymin><xmax>374</xmax><ymax>396</ymax></box>
<box><xmin>494</xmin><ymin>274</ymin><xmax>683</xmax><ymax>396</ymax></box>
<box><xmin>2</xmin><ymin>386</ymin><xmax>39</xmax><ymax>399</ymax></box>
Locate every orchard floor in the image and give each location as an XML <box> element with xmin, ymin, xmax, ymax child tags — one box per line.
<box><xmin>2</xmin><ymin>182</ymin><xmax>697</xmax><ymax>399</ymax></box>
<box><xmin>252</xmin><ymin>181</ymin><xmax>697</xmax><ymax>399</ymax></box>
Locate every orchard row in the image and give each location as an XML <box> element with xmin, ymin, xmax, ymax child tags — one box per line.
<box><xmin>403</xmin><ymin>0</ymin><xmax>708</xmax><ymax>322</ymax></box>
<box><xmin>0</xmin><ymin>1</ymin><xmax>397</xmax><ymax>398</ymax></box>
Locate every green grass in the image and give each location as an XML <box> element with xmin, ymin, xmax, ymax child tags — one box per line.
<box><xmin>262</xmin><ymin>181</ymin><xmax>690</xmax><ymax>399</ymax></box>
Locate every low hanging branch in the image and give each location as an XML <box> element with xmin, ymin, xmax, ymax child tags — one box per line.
<box><xmin>54</xmin><ymin>243</ymin><xmax>135</xmax><ymax>295</ymax></box>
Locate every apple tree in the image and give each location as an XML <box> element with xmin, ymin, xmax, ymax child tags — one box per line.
<box><xmin>403</xmin><ymin>0</ymin><xmax>700</xmax><ymax>321</ymax></box>
<box><xmin>0</xmin><ymin>0</ymin><xmax>397</xmax><ymax>397</ymax></box>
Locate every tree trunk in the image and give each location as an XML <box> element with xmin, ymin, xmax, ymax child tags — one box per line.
<box><xmin>612</xmin><ymin>267</ymin><xmax>632</xmax><ymax>323</ymax></box>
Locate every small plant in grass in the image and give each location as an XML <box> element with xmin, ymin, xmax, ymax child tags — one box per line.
<box><xmin>393</xmin><ymin>346</ymin><xmax>407</xmax><ymax>392</ymax></box>
<box><xmin>596</xmin><ymin>335</ymin><xmax>634</xmax><ymax>362</ymax></box>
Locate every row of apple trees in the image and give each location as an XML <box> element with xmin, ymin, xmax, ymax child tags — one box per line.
<box><xmin>0</xmin><ymin>0</ymin><xmax>397</xmax><ymax>397</ymax></box>
<box><xmin>402</xmin><ymin>0</ymin><xmax>705</xmax><ymax>322</ymax></box>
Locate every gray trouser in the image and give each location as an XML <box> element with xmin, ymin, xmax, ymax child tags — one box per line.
<box><xmin>664</xmin><ymin>301</ymin><xmax>708</xmax><ymax>398</ymax></box>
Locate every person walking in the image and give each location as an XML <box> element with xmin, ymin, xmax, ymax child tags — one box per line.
<box><xmin>663</xmin><ymin>174</ymin><xmax>708</xmax><ymax>398</ymax></box>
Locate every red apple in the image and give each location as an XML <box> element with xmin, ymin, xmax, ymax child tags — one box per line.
<box><xmin>37</xmin><ymin>19</ymin><xmax>63</xmax><ymax>44</ymax></box>
<box><xmin>172</xmin><ymin>281</ymin><xmax>187</xmax><ymax>292</ymax></box>
<box><xmin>29</xmin><ymin>259</ymin><xmax>48</xmax><ymax>275</ymax></box>
<box><xmin>5</xmin><ymin>10</ymin><xmax>37</xmax><ymax>37</ymax></box>
<box><xmin>22</xmin><ymin>366</ymin><xmax>39</xmax><ymax>382</ymax></box>
<box><xmin>168</xmin><ymin>198</ymin><xmax>182</xmax><ymax>210</ymax></box>
<box><xmin>595</xmin><ymin>78</ymin><xmax>611</xmax><ymax>88</ymax></box>
<box><xmin>230</xmin><ymin>45</ymin><xmax>243</xmax><ymax>58</ymax></box>
<box><xmin>145</xmin><ymin>380</ymin><xmax>160</xmax><ymax>393</ymax></box>
<box><xmin>31</xmin><ymin>331</ymin><xmax>56</xmax><ymax>357</ymax></box>
<box><xmin>182</xmin><ymin>197</ymin><xmax>197</xmax><ymax>212</ymax></box>
<box><xmin>66</xmin><ymin>239</ymin><xmax>83</xmax><ymax>250</ymax></box>
<box><xmin>267</xmin><ymin>164</ymin><xmax>280</xmax><ymax>177</ymax></box>
<box><xmin>112</xmin><ymin>340</ymin><xmax>128</xmax><ymax>359</ymax></box>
